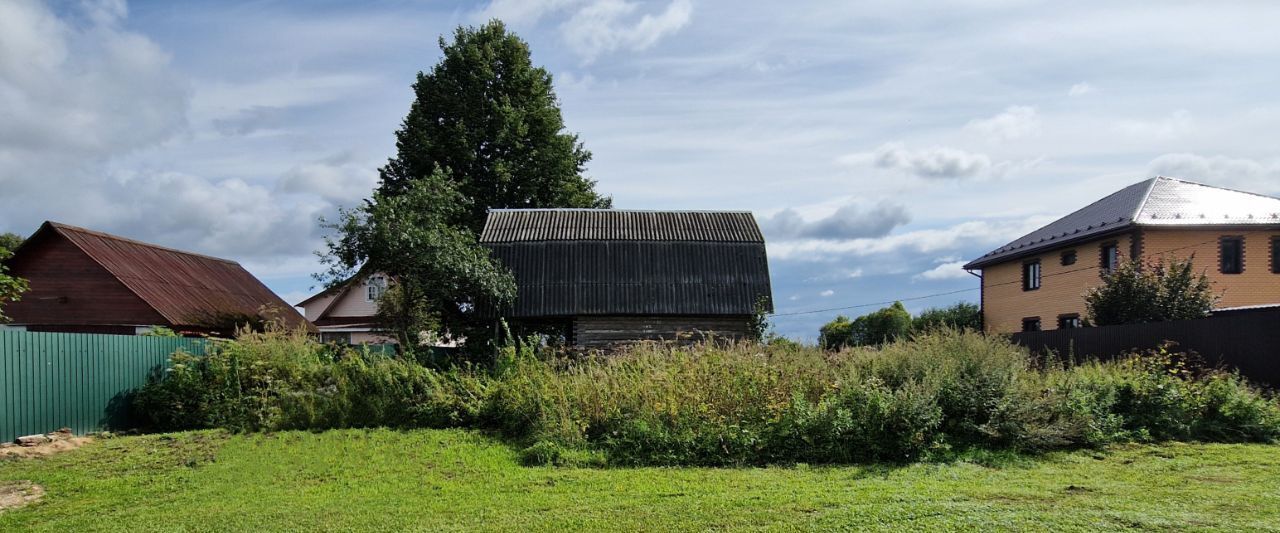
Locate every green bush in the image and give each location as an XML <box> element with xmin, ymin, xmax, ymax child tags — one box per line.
<box><xmin>477</xmin><ymin>332</ymin><xmax>1280</xmax><ymax>465</ymax></box>
<box><xmin>134</xmin><ymin>328</ymin><xmax>484</xmax><ymax>432</ymax></box>
<box><xmin>134</xmin><ymin>328</ymin><xmax>1280</xmax><ymax>466</ymax></box>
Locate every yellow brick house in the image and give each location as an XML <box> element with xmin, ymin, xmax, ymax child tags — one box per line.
<box><xmin>964</xmin><ymin>177</ymin><xmax>1280</xmax><ymax>333</ymax></box>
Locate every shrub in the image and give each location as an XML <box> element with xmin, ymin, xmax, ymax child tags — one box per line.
<box><xmin>134</xmin><ymin>328</ymin><xmax>1280</xmax><ymax>466</ymax></box>
<box><xmin>134</xmin><ymin>327</ymin><xmax>482</xmax><ymax>432</ymax></box>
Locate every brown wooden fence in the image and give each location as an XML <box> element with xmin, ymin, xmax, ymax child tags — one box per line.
<box><xmin>1009</xmin><ymin>307</ymin><xmax>1280</xmax><ymax>386</ymax></box>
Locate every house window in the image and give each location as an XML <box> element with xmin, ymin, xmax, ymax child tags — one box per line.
<box><xmin>1061</xmin><ymin>250</ymin><xmax>1077</xmax><ymax>266</ymax></box>
<box><xmin>1100</xmin><ymin>243</ymin><xmax>1119</xmax><ymax>273</ymax></box>
<box><xmin>366</xmin><ymin>275</ymin><xmax>387</xmax><ymax>301</ymax></box>
<box><xmin>1021</xmin><ymin>317</ymin><xmax>1042</xmax><ymax>332</ymax></box>
<box><xmin>1272</xmin><ymin>237</ymin><xmax>1280</xmax><ymax>274</ymax></box>
<box><xmin>1057</xmin><ymin>314</ymin><xmax>1082</xmax><ymax>329</ymax></box>
<box><xmin>1220</xmin><ymin>236</ymin><xmax>1244</xmax><ymax>274</ymax></box>
<box><xmin>1022</xmin><ymin>260</ymin><xmax>1041</xmax><ymax>291</ymax></box>
<box><xmin>320</xmin><ymin>332</ymin><xmax>351</xmax><ymax>344</ymax></box>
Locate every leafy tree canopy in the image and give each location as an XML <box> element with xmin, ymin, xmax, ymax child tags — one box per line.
<box><xmin>319</xmin><ymin>173</ymin><xmax>517</xmax><ymax>351</ymax></box>
<box><xmin>818</xmin><ymin>301</ymin><xmax>915</xmax><ymax>350</ymax></box>
<box><xmin>0</xmin><ymin>233</ymin><xmax>23</xmax><ymax>254</ymax></box>
<box><xmin>1085</xmin><ymin>256</ymin><xmax>1218</xmax><ymax>326</ymax></box>
<box><xmin>378</xmin><ymin>20</ymin><xmax>611</xmax><ymax>234</ymax></box>
<box><xmin>0</xmin><ymin>232</ymin><xmax>28</xmax><ymax>323</ymax></box>
<box><xmin>818</xmin><ymin>315</ymin><xmax>854</xmax><ymax>350</ymax></box>
<box><xmin>912</xmin><ymin>302</ymin><xmax>981</xmax><ymax>334</ymax></box>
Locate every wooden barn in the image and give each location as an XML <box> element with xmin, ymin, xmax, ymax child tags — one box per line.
<box><xmin>1</xmin><ymin>221</ymin><xmax>312</xmax><ymax>336</ymax></box>
<box><xmin>480</xmin><ymin>209</ymin><xmax>773</xmax><ymax>347</ymax></box>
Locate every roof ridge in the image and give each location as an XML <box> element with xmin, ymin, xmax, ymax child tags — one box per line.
<box><xmin>48</xmin><ymin>221</ymin><xmax>241</xmax><ymax>265</ymax></box>
<box><xmin>1151</xmin><ymin>175</ymin><xmax>1280</xmax><ymax>202</ymax></box>
<box><xmin>1130</xmin><ymin>176</ymin><xmax>1162</xmax><ymax>220</ymax></box>
<box><xmin>487</xmin><ymin>208</ymin><xmax>755</xmax><ymax>213</ymax></box>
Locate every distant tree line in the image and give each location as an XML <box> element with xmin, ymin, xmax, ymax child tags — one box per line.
<box><xmin>818</xmin><ymin>302</ymin><xmax>980</xmax><ymax>350</ymax></box>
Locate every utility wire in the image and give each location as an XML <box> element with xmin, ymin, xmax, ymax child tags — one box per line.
<box><xmin>769</xmin><ymin>229</ymin><xmax>1275</xmax><ymax>318</ymax></box>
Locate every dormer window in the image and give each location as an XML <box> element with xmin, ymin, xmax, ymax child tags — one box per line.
<box><xmin>366</xmin><ymin>275</ymin><xmax>387</xmax><ymax>301</ymax></box>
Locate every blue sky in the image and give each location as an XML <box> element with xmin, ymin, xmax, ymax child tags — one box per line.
<box><xmin>5</xmin><ymin>0</ymin><xmax>1280</xmax><ymax>340</ymax></box>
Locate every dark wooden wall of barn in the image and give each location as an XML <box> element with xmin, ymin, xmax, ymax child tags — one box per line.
<box><xmin>3</xmin><ymin>233</ymin><xmax>167</xmax><ymax>328</ymax></box>
<box><xmin>571</xmin><ymin>315</ymin><xmax>752</xmax><ymax>347</ymax></box>
<box><xmin>487</xmin><ymin>240</ymin><xmax>773</xmax><ymax>317</ymax></box>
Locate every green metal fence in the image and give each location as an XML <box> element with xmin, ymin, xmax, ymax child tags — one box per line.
<box><xmin>1</xmin><ymin>330</ymin><xmax>205</xmax><ymax>442</ymax></box>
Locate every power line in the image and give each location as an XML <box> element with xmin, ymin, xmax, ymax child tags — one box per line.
<box><xmin>769</xmin><ymin>229</ymin><xmax>1276</xmax><ymax>318</ymax></box>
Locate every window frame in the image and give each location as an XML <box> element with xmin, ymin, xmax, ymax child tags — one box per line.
<box><xmin>1100</xmin><ymin>241</ymin><xmax>1119</xmax><ymax>273</ymax></box>
<box><xmin>1060</xmin><ymin>249</ymin><xmax>1077</xmax><ymax>266</ymax></box>
<box><xmin>1021</xmin><ymin>259</ymin><xmax>1041</xmax><ymax>291</ymax></box>
<box><xmin>1057</xmin><ymin>314</ymin><xmax>1082</xmax><ymax>329</ymax></box>
<box><xmin>1270</xmin><ymin>236</ymin><xmax>1280</xmax><ymax>274</ymax></box>
<box><xmin>1219</xmin><ymin>236</ymin><xmax>1244</xmax><ymax>275</ymax></box>
<box><xmin>1021</xmin><ymin>317</ymin><xmax>1042</xmax><ymax>332</ymax></box>
<box><xmin>366</xmin><ymin>275</ymin><xmax>387</xmax><ymax>301</ymax></box>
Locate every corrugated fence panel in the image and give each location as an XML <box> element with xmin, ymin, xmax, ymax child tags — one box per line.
<box><xmin>1009</xmin><ymin>307</ymin><xmax>1280</xmax><ymax>386</ymax></box>
<box><xmin>0</xmin><ymin>330</ymin><xmax>204</xmax><ymax>442</ymax></box>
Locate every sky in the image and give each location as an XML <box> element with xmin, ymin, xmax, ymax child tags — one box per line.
<box><xmin>5</xmin><ymin>0</ymin><xmax>1280</xmax><ymax>340</ymax></box>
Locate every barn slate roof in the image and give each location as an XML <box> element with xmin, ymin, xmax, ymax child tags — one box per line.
<box><xmin>28</xmin><ymin>222</ymin><xmax>312</xmax><ymax>331</ymax></box>
<box><xmin>480</xmin><ymin>209</ymin><xmax>764</xmax><ymax>243</ymax></box>
<box><xmin>964</xmin><ymin>177</ymin><xmax>1280</xmax><ymax>269</ymax></box>
<box><xmin>480</xmin><ymin>209</ymin><xmax>773</xmax><ymax>317</ymax></box>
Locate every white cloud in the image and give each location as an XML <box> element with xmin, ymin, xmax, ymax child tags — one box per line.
<box><xmin>1148</xmin><ymin>153</ymin><xmax>1280</xmax><ymax>195</ymax></box>
<box><xmin>478</xmin><ymin>0</ymin><xmax>692</xmax><ymax>62</ymax></box>
<box><xmin>819</xmin><ymin>289</ymin><xmax>834</xmax><ymax>297</ymax></box>
<box><xmin>0</xmin><ymin>0</ymin><xmax>187</xmax><ymax>165</ymax></box>
<box><xmin>965</xmin><ymin>106</ymin><xmax>1040</xmax><ymax>141</ymax></box>
<box><xmin>277</xmin><ymin>152</ymin><xmax>378</xmax><ymax>205</ymax></box>
<box><xmin>1115</xmin><ymin>110</ymin><xmax>1194</xmax><ymax>139</ymax></box>
<box><xmin>479</xmin><ymin>0</ymin><xmax>582</xmax><ymax>25</ymax></box>
<box><xmin>915</xmin><ymin>260</ymin><xmax>971</xmax><ymax>280</ymax></box>
<box><xmin>760</xmin><ymin>200</ymin><xmax>911</xmax><ymax>241</ymax></box>
<box><xmin>768</xmin><ymin>218</ymin><xmax>1046</xmax><ymax>262</ymax></box>
<box><xmin>856</xmin><ymin>143</ymin><xmax>992</xmax><ymax>179</ymax></box>
<box><xmin>0</xmin><ymin>1</ymin><xmax>347</xmax><ymax>274</ymax></box>
<box><xmin>1068</xmin><ymin>82</ymin><xmax>1094</xmax><ymax>96</ymax></box>
<box><xmin>562</xmin><ymin>0</ymin><xmax>692</xmax><ymax>62</ymax></box>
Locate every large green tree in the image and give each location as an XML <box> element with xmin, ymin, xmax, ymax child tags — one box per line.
<box><xmin>319</xmin><ymin>173</ymin><xmax>516</xmax><ymax>351</ymax></box>
<box><xmin>1085</xmin><ymin>256</ymin><xmax>1217</xmax><ymax>326</ymax></box>
<box><xmin>378</xmin><ymin>21</ymin><xmax>611</xmax><ymax>234</ymax></box>
<box><xmin>0</xmin><ymin>232</ymin><xmax>29</xmax><ymax>323</ymax></box>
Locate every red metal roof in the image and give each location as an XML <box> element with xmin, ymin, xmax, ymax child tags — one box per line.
<box><xmin>42</xmin><ymin>222</ymin><xmax>313</xmax><ymax>332</ymax></box>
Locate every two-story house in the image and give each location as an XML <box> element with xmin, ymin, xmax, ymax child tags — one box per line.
<box><xmin>965</xmin><ymin>177</ymin><xmax>1280</xmax><ymax>333</ymax></box>
<box><xmin>296</xmin><ymin>274</ymin><xmax>395</xmax><ymax>344</ymax></box>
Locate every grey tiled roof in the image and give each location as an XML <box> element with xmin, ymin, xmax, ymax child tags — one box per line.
<box><xmin>480</xmin><ymin>209</ymin><xmax>765</xmax><ymax>243</ymax></box>
<box><xmin>965</xmin><ymin>177</ymin><xmax>1280</xmax><ymax>269</ymax></box>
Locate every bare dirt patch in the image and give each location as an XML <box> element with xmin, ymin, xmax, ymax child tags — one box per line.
<box><xmin>0</xmin><ymin>481</ymin><xmax>44</xmax><ymax>513</ymax></box>
<box><xmin>0</xmin><ymin>429</ymin><xmax>93</xmax><ymax>459</ymax></box>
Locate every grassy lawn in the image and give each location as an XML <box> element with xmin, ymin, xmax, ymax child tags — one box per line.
<box><xmin>1</xmin><ymin>429</ymin><xmax>1278</xmax><ymax>531</ymax></box>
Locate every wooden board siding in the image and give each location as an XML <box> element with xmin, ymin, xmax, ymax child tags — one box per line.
<box><xmin>325</xmin><ymin>281</ymin><xmax>379</xmax><ymax>318</ymax></box>
<box><xmin>4</xmin><ymin>232</ymin><xmax>167</xmax><ymax>327</ymax></box>
<box><xmin>982</xmin><ymin>232</ymin><xmax>1133</xmax><ymax>334</ymax></box>
<box><xmin>488</xmin><ymin>241</ymin><xmax>773</xmax><ymax>317</ymax></box>
<box><xmin>572</xmin><ymin>315</ymin><xmax>752</xmax><ymax>347</ymax></box>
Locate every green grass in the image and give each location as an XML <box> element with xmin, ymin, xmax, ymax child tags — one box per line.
<box><xmin>2</xmin><ymin>429</ymin><xmax>1279</xmax><ymax>531</ymax></box>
